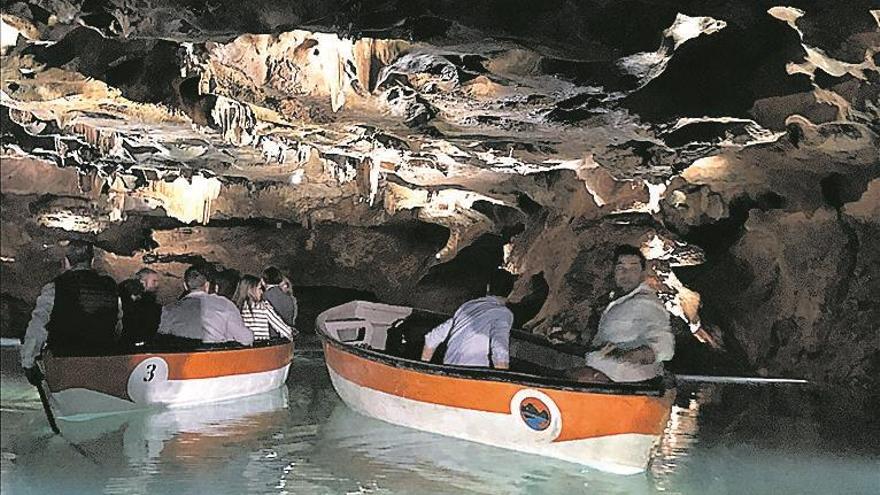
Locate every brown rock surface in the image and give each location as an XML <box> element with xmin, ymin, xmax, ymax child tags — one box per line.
<box><xmin>1</xmin><ymin>0</ymin><xmax>878</xmax><ymax>399</ymax></box>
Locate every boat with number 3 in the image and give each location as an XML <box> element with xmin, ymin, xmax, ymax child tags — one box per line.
<box><xmin>39</xmin><ymin>339</ymin><xmax>293</xmax><ymax>421</ymax></box>
<box><xmin>317</xmin><ymin>301</ymin><xmax>675</xmax><ymax>475</ymax></box>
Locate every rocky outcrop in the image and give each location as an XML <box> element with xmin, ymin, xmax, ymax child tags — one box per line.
<box><xmin>1</xmin><ymin>1</ymin><xmax>878</xmax><ymax>398</ymax></box>
<box><xmin>659</xmin><ymin>131</ymin><xmax>879</xmax><ymax>395</ymax></box>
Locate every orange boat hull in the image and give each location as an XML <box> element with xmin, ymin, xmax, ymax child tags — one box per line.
<box><xmin>42</xmin><ymin>342</ymin><xmax>293</xmax><ymax>420</ymax></box>
<box><xmin>323</xmin><ymin>340</ymin><xmax>673</xmax><ymax>474</ymax></box>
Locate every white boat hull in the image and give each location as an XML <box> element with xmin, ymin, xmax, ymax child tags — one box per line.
<box><xmin>328</xmin><ymin>364</ymin><xmax>658</xmax><ymax>475</ymax></box>
<box><xmin>42</xmin><ymin>342</ymin><xmax>294</xmax><ymax>421</ymax></box>
<box><xmin>52</xmin><ymin>364</ymin><xmax>291</xmax><ymax>421</ymax></box>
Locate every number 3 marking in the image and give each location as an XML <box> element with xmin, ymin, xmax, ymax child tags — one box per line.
<box><xmin>143</xmin><ymin>363</ymin><xmax>157</xmax><ymax>382</ymax></box>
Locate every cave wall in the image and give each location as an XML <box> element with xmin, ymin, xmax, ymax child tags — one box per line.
<box><xmin>1</xmin><ymin>0</ymin><xmax>879</xmax><ymax>398</ymax></box>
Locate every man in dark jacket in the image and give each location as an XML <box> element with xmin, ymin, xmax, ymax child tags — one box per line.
<box><xmin>119</xmin><ymin>277</ymin><xmax>162</xmax><ymax>347</ymax></box>
<box><xmin>261</xmin><ymin>266</ymin><xmax>297</xmax><ymax>328</ymax></box>
<box><xmin>21</xmin><ymin>240</ymin><xmax>119</xmax><ymax>384</ymax></box>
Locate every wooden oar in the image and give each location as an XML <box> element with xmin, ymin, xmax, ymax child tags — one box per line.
<box><xmin>36</xmin><ymin>383</ymin><xmax>61</xmax><ymax>434</ymax></box>
<box><xmin>32</xmin><ymin>363</ymin><xmax>103</xmax><ymax>463</ymax></box>
<box><xmin>33</xmin><ymin>363</ymin><xmax>61</xmax><ymax>435</ymax></box>
<box><xmin>676</xmin><ymin>374</ymin><xmax>809</xmax><ymax>384</ymax></box>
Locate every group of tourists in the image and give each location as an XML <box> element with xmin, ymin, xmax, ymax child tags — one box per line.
<box><xmin>419</xmin><ymin>244</ymin><xmax>674</xmax><ymax>383</ymax></box>
<box><xmin>21</xmin><ymin>239</ymin><xmax>675</xmax><ymax>385</ymax></box>
<box><xmin>20</xmin><ymin>240</ymin><xmax>298</xmax><ymax>385</ymax></box>
<box><xmin>155</xmin><ymin>264</ymin><xmax>297</xmax><ymax>347</ymax></box>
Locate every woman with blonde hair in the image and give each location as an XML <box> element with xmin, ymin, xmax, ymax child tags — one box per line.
<box><xmin>232</xmin><ymin>275</ymin><xmax>295</xmax><ymax>341</ymax></box>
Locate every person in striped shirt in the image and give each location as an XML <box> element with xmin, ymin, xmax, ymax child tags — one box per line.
<box><xmin>232</xmin><ymin>275</ymin><xmax>295</xmax><ymax>342</ymax></box>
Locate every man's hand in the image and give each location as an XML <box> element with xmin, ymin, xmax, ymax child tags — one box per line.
<box><xmin>599</xmin><ymin>343</ymin><xmax>655</xmax><ymax>365</ymax></box>
<box><xmin>693</xmin><ymin>325</ymin><xmax>722</xmax><ymax>350</ymax></box>
<box><xmin>421</xmin><ymin>345</ymin><xmax>436</xmax><ymax>363</ymax></box>
<box><xmin>598</xmin><ymin>343</ymin><xmax>617</xmax><ymax>358</ymax></box>
<box><xmin>24</xmin><ymin>366</ymin><xmax>44</xmax><ymax>387</ymax></box>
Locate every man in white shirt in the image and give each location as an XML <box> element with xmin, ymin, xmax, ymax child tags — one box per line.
<box><xmin>158</xmin><ymin>265</ymin><xmax>253</xmax><ymax>346</ymax></box>
<box><xmin>568</xmin><ymin>245</ymin><xmax>674</xmax><ymax>383</ymax></box>
<box><xmin>421</xmin><ymin>269</ymin><xmax>515</xmax><ymax>369</ymax></box>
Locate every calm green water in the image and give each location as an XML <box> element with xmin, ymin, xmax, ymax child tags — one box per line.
<box><xmin>1</xmin><ymin>348</ymin><xmax>878</xmax><ymax>495</ymax></box>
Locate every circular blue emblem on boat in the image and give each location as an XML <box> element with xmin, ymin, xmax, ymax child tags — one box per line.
<box><xmin>519</xmin><ymin>397</ymin><xmax>551</xmax><ymax>431</ymax></box>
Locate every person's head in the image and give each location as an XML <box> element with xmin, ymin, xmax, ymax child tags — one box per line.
<box><xmin>214</xmin><ymin>268</ymin><xmax>241</xmax><ymax>300</ymax></box>
<box><xmin>135</xmin><ymin>268</ymin><xmax>159</xmax><ymax>293</ymax></box>
<box><xmin>487</xmin><ymin>269</ymin><xmax>515</xmax><ymax>298</ymax></box>
<box><xmin>261</xmin><ymin>266</ymin><xmax>284</xmax><ymax>286</ymax></box>
<box><xmin>233</xmin><ymin>275</ymin><xmax>264</xmax><ymax>310</ymax></box>
<box><xmin>279</xmin><ymin>275</ymin><xmax>292</xmax><ymax>294</ymax></box>
<box><xmin>119</xmin><ymin>278</ymin><xmax>145</xmax><ymax>302</ymax></box>
<box><xmin>64</xmin><ymin>240</ymin><xmax>94</xmax><ymax>269</ymax></box>
<box><xmin>612</xmin><ymin>244</ymin><xmax>647</xmax><ymax>293</ymax></box>
<box><xmin>183</xmin><ymin>265</ymin><xmax>210</xmax><ymax>293</ymax></box>
<box><xmin>198</xmin><ymin>263</ymin><xmax>221</xmax><ymax>294</ymax></box>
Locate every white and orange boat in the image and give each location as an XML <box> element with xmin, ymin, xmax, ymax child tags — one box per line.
<box><xmin>40</xmin><ymin>339</ymin><xmax>293</xmax><ymax>421</ymax></box>
<box><xmin>317</xmin><ymin>301</ymin><xmax>675</xmax><ymax>475</ymax></box>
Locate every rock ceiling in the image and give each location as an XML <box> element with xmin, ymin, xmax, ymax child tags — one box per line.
<box><xmin>1</xmin><ymin>1</ymin><xmax>879</xmax><ymax>394</ymax></box>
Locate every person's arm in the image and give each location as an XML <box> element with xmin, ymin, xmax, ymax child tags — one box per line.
<box><xmin>156</xmin><ymin>305</ymin><xmax>171</xmax><ymax>335</ymax></box>
<box><xmin>224</xmin><ymin>303</ymin><xmax>254</xmax><ymax>346</ymax></box>
<box><xmin>692</xmin><ymin>324</ymin><xmax>721</xmax><ymax>349</ymax></box>
<box><xmin>641</xmin><ymin>303</ymin><xmax>674</xmax><ymax>362</ymax></box>
<box><xmin>420</xmin><ymin>345</ymin><xmax>436</xmax><ymax>362</ymax></box>
<box><xmin>603</xmin><ymin>300</ymin><xmax>673</xmax><ymax>365</ymax></box>
<box><xmin>421</xmin><ymin>317</ymin><xmax>453</xmax><ymax>362</ymax></box>
<box><xmin>265</xmin><ymin>304</ymin><xmax>294</xmax><ymax>339</ymax></box>
<box><xmin>21</xmin><ymin>283</ymin><xmax>55</xmax><ymax>369</ymax></box>
<box><xmin>489</xmin><ymin>310</ymin><xmax>513</xmax><ymax>370</ymax></box>
<box><xmin>264</xmin><ymin>289</ymin><xmax>296</xmax><ymax>327</ymax></box>
<box><xmin>601</xmin><ymin>343</ymin><xmax>656</xmax><ymax>365</ymax></box>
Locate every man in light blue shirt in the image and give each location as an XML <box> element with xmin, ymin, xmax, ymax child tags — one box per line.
<box><xmin>421</xmin><ymin>270</ymin><xmax>515</xmax><ymax>369</ymax></box>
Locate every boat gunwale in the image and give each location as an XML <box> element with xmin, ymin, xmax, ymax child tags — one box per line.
<box><xmin>318</xmin><ymin>332</ymin><xmax>670</xmax><ymax>397</ymax></box>
<box><xmin>41</xmin><ymin>339</ymin><xmax>294</xmax><ymax>362</ymax></box>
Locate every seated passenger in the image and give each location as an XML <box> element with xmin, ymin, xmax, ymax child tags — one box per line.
<box><xmin>421</xmin><ymin>269</ymin><xmax>515</xmax><ymax>369</ymax></box>
<box><xmin>119</xmin><ymin>277</ymin><xmax>161</xmax><ymax>347</ymax></box>
<box><xmin>567</xmin><ymin>245</ymin><xmax>674</xmax><ymax>383</ymax></box>
<box><xmin>213</xmin><ymin>267</ymin><xmax>241</xmax><ymax>301</ymax></box>
<box><xmin>135</xmin><ymin>268</ymin><xmax>160</xmax><ymax>296</ymax></box>
<box><xmin>158</xmin><ymin>265</ymin><xmax>253</xmax><ymax>346</ymax></box>
<box><xmin>21</xmin><ymin>240</ymin><xmax>119</xmax><ymax>384</ymax></box>
<box><xmin>261</xmin><ymin>266</ymin><xmax>298</xmax><ymax>328</ymax></box>
<box><xmin>233</xmin><ymin>275</ymin><xmax>295</xmax><ymax>342</ymax></box>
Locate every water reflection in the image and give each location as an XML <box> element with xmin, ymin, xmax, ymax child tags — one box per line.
<box><xmin>650</xmin><ymin>391</ymin><xmax>702</xmax><ymax>487</ymax></box>
<box><xmin>649</xmin><ymin>383</ymin><xmax>880</xmax><ymax>495</ymax></box>
<box><xmin>1</xmin><ymin>350</ymin><xmax>299</xmax><ymax>495</ymax></box>
<box><xmin>309</xmin><ymin>404</ymin><xmax>658</xmax><ymax>495</ymax></box>
<box><xmin>3</xmin><ymin>348</ymin><xmax>879</xmax><ymax>495</ymax></box>
<box><xmin>61</xmin><ymin>387</ymin><xmax>289</xmax><ymax>465</ymax></box>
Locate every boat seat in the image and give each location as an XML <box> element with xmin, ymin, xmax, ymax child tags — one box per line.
<box><xmin>384</xmin><ymin>313</ymin><xmax>447</xmax><ymax>362</ymax></box>
<box><xmin>324</xmin><ymin>318</ymin><xmax>375</xmax><ymax>348</ymax></box>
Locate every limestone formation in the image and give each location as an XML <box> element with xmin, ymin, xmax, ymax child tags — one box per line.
<box><xmin>1</xmin><ymin>1</ymin><xmax>878</xmax><ymax>399</ymax></box>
